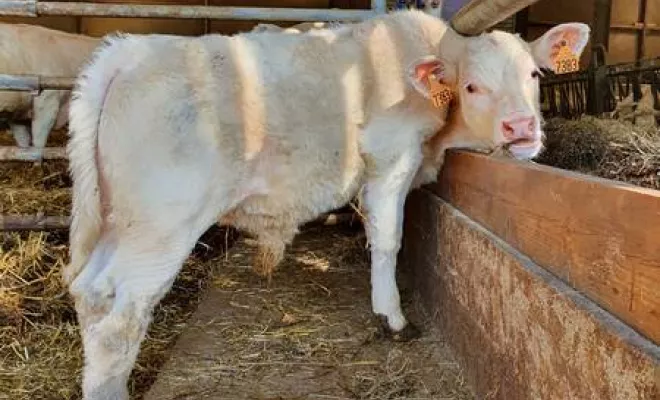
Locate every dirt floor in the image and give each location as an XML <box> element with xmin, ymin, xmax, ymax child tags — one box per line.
<box><xmin>145</xmin><ymin>225</ymin><xmax>473</xmax><ymax>400</ymax></box>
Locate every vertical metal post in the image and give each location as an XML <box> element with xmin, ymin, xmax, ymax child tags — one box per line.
<box><xmin>372</xmin><ymin>0</ymin><xmax>387</xmax><ymax>13</ymax></box>
<box><xmin>514</xmin><ymin>6</ymin><xmax>529</xmax><ymax>39</ymax></box>
<box><xmin>204</xmin><ymin>0</ymin><xmax>210</xmax><ymax>34</ymax></box>
<box><xmin>636</xmin><ymin>0</ymin><xmax>648</xmax><ymax>61</ymax></box>
<box><xmin>593</xmin><ymin>0</ymin><xmax>612</xmax><ymax>51</ymax></box>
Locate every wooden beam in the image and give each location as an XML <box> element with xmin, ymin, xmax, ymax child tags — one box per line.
<box><xmin>0</xmin><ymin>146</ymin><xmax>67</xmax><ymax>161</ymax></box>
<box><xmin>402</xmin><ymin>191</ymin><xmax>660</xmax><ymax>400</ymax></box>
<box><xmin>0</xmin><ymin>212</ymin><xmax>360</xmax><ymax>232</ymax></box>
<box><xmin>593</xmin><ymin>0</ymin><xmax>613</xmax><ymax>50</ymax></box>
<box><xmin>0</xmin><ymin>215</ymin><xmax>71</xmax><ymax>231</ymax></box>
<box><xmin>529</xmin><ymin>20</ymin><xmax>660</xmax><ymax>33</ymax></box>
<box><xmin>428</xmin><ymin>150</ymin><xmax>660</xmax><ymax>344</ymax></box>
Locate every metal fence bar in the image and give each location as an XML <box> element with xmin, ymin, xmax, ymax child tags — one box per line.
<box><xmin>0</xmin><ymin>74</ymin><xmax>75</xmax><ymax>91</ymax></box>
<box><xmin>371</xmin><ymin>0</ymin><xmax>386</xmax><ymax>14</ymax></box>
<box><xmin>0</xmin><ymin>1</ymin><xmax>378</xmax><ymax>21</ymax></box>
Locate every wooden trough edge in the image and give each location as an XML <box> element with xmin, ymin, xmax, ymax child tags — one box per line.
<box><xmin>401</xmin><ymin>191</ymin><xmax>660</xmax><ymax>399</ymax></box>
<box><xmin>428</xmin><ymin>149</ymin><xmax>660</xmax><ymax>345</ymax></box>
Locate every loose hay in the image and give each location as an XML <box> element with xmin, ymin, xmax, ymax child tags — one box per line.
<box><xmin>145</xmin><ymin>226</ymin><xmax>474</xmax><ymax>400</ymax></box>
<box><xmin>0</xmin><ymin>228</ymin><xmax>234</xmax><ymax>400</ymax></box>
<box><xmin>537</xmin><ymin>116</ymin><xmax>660</xmax><ymax>189</ymax></box>
<box><xmin>0</xmin><ymin>161</ymin><xmax>71</xmax><ymax>216</ymax></box>
<box><xmin>0</xmin><ymin>156</ymin><xmax>237</xmax><ymax>399</ymax></box>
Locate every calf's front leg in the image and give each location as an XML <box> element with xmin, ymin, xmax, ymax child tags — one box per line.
<box><xmin>362</xmin><ymin>148</ymin><xmax>422</xmax><ymax>341</ymax></box>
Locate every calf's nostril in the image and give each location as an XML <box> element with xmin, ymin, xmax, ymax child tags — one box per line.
<box><xmin>502</xmin><ymin>122</ymin><xmax>514</xmax><ymax>138</ymax></box>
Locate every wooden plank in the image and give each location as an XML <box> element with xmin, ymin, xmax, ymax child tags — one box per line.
<box><xmin>429</xmin><ymin>150</ymin><xmax>660</xmax><ymax>344</ymax></box>
<box><xmin>401</xmin><ymin>190</ymin><xmax>660</xmax><ymax>400</ymax></box>
<box><xmin>0</xmin><ymin>146</ymin><xmax>66</xmax><ymax>161</ymax></box>
<box><xmin>0</xmin><ymin>212</ymin><xmax>359</xmax><ymax>232</ymax></box>
<box><xmin>0</xmin><ymin>215</ymin><xmax>71</xmax><ymax>231</ymax></box>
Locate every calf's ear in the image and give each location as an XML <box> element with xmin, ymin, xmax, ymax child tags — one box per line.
<box><xmin>529</xmin><ymin>23</ymin><xmax>590</xmax><ymax>72</ymax></box>
<box><xmin>407</xmin><ymin>56</ymin><xmax>448</xmax><ymax>98</ymax></box>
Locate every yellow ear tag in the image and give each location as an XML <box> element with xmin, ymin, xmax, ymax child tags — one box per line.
<box><xmin>427</xmin><ymin>74</ymin><xmax>453</xmax><ymax>108</ymax></box>
<box><xmin>554</xmin><ymin>43</ymin><xmax>579</xmax><ymax>74</ymax></box>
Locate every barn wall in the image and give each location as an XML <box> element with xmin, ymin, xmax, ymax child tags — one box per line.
<box><xmin>524</xmin><ymin>0</ymin><xmax>660</xmax><ymax>66</ymax></box>
<box><xmin>608</xmin><ymin>0</ymin><xmax>657</xmax><ymax>63</ymax></box>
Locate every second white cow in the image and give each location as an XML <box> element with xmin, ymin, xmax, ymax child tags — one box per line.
<box><xmin>0</xmin><ymin>24</ymin><xmax>100</xmax><ymax>149</ymax></box>
<box><xmin>65</xmin><ymin>9</ymin><xmax>589</xmax><ymax>400</ymax></box>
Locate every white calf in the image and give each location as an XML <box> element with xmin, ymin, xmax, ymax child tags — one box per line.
<box><xmin>64</xmin><ymin>10</ymin><xmax>589</xmax><ymax>399</ymax></box>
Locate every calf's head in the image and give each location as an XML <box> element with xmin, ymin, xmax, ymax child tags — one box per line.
<box><xmin>409</xmin><ymin>23</ymin><xmax>590</xmax><ymax>159</ymax></box>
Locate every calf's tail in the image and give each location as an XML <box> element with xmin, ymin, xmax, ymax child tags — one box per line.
<box><xmin>63</xmin><ymin>35</ymin><xmax>128</xmax><ymax>286</ymax></box>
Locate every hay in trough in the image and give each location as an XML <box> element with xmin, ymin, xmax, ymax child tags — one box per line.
<box><xmin>537</xmin><ymin>116</ymin><xmax>660</xmax><ymax>189</ymax></box>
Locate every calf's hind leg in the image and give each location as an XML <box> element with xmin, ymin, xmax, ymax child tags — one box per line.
<box><xmin>70</xmin><ymin>218</ymin><xmax>216</xmax><ymax>400</ymax></box>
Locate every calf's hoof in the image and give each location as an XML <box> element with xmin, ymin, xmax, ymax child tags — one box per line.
<box><xmin>375</xmin><ymin>314</ymin><xmax>421</xmax><ymax>342</ymax></box>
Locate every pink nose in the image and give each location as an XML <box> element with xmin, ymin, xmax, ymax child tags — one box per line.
<box><xmin>501</xmin><ymin>116</ymin><xmax>536</xmax><ymax>141</ymax></box>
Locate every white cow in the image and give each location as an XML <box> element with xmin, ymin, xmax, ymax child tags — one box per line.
<box><xmin>250</xmin><ymin>21</ymin><xmax>343</xmax><ymax>34</ymax></box>
<box><xmin>64</xmin><ymin>9</ymin><xmax>589</xmax><ymax>399</ymax></box>
<box><xmin>0</xmin><ymin>24</ymin><xmax>100</xmax><ymax>149</ymax></box>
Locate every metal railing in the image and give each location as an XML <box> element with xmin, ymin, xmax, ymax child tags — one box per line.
<box><xmin>0</xmin><ymin>1</ymin><xmax>383</xmax><ymax>20</ymax></box>
<box><xmin>540</xmin><ymin>53</ymin><xmax>660</xmax><ymax>124</ymax></box>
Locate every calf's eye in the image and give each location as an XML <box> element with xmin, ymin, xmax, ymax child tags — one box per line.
<box><xmin>531</xmin><ymin>70</ymin><xmax>541</xmax><ymax>79</ymax></box>
<box><xmin>465</xmin><ymin>83</ymin><xmax>477</xmax><ymax>94</ymax></box>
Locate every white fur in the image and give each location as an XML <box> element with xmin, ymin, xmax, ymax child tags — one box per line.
<box><xmin>65</xmin><ymin>10</ymin><xmax>591</xmax><ymax>399</ymax></box>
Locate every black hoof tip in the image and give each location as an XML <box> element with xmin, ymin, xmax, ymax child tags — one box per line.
<box><xmin>374</xmin><ymin>314</ymin><xmax>421</xmax><ymax>342</ymax></box>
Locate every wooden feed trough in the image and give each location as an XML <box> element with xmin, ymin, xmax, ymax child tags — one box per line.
<box><xmin>401</xmin><ymin>149</ymin><xmax>660</xmax><ymax>399</ymax></box>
